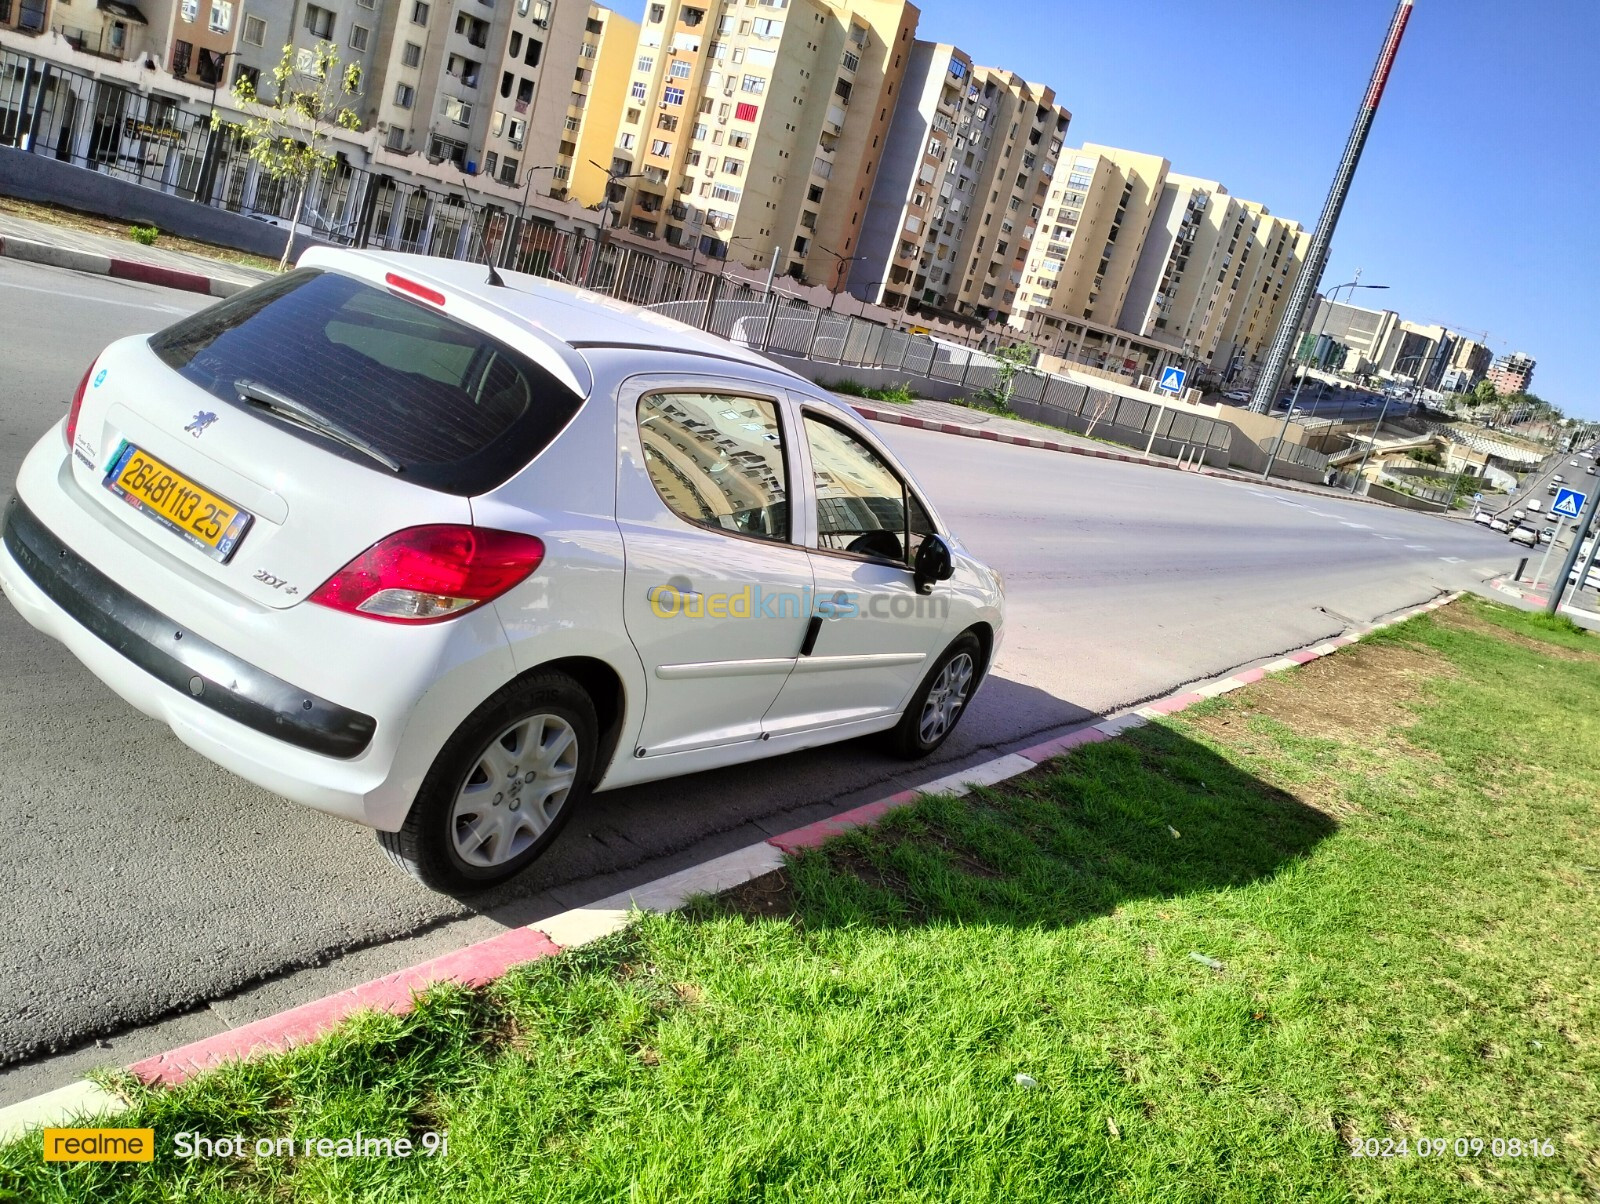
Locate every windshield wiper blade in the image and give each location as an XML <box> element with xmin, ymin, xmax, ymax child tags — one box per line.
<box><xmin>234</xmin><ymin>379</ymin><xmax>402</xmax><ymax>473</ymax></box>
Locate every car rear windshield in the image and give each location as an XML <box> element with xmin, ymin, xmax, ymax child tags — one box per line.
<box><xmin>148</xmin><ymin>269</ymin><xmax>585</xmax><ymax>495</ymax></box>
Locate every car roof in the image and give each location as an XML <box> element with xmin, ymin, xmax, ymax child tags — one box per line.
<box><xmin>299</xmin><ymin>247</ymin><xmax>806</xmax><ymax>390</ymax></box>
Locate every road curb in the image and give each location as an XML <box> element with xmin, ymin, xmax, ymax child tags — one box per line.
<box><xmin>0</xmin><ymin>234</ymin><xmax>249</xmax><ymax>299</ymax></box>
<box><xmin>0</xmin><ymin>590</ymin><xmax>1464</xmax><ymax>1142</ymax></box>
<box><xmin>847</xmin><ymin>402</ymin><xmax>1407</xmax><ymax>510</ymax></box>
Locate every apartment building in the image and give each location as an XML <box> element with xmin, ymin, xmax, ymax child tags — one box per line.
<box><xmin>1486</xmin><ymin>351</ymin><xmax>1535</xmax><ymax>395</ymax></box>
<box><xmin>1</xmin><ymin>0</ymin><xmax>51</xmax><ymax>37</ymax></box>
<box><xmin>1306</xmin><ymin>297</ymin><xmax>1400</xmax><ymax>375</ymax></box>
<box><xmin>608</xmin><ymin>0</ymin><xmax>917</xmax><ymax>286</ymax></box>
<box><xmin>851</xmin><ymin>40</ymin><xmax>974</xmax><ymax>310</ymax></box>
<box><xmin>564</xmin><ymin>2</ymin><xmax>636</xmax><ymax>203</ymax></box>
<box><xmin>233</xmin><ymin>0</ymin><xmax>385</xmax><ymax>104</ymax></box>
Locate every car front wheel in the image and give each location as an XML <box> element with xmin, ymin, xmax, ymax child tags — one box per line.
<box><xmin>379</xmin><ymin>671</ymin><xmax>597</xmax><ymax>893</ymax></box>
<box><xmin>886</xmin><ymin>632</ymin><xmax>983</xmax><ymax>759</ymax></box>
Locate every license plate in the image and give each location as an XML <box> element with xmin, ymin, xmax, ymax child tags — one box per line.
<box><xmin>103</xmin><ymin>441</ymin><xmax>252</xmax><ymax>562</ymax></box>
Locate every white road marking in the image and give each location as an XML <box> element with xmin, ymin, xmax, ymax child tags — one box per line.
<box><xmin>1373</xmin><ymin>534</ymin><xmax>1402</xmax><ymax>540</ymax></box>
<box><xmin>1405</xmin><ymin>544</ymin><xmax>1431</xmax><ymax>550</ymax></box>
<box><xmin>1340</xmin><ymin>521</ymin><xmax>1372</xmax><ymax>529</ymax></box>
<box><xmin>0</xmin><ymin>278</ymin><xmax>194</xmax><ymax>314</ymax></box>
<box><xmin>1439</xmin><ymin>556</ymin><xmax>1464</xmax><ymax>564</ymax></box>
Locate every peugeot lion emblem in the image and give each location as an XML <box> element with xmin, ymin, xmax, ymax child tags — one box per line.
<box><xmin>184</xmin><ymin>411</ymin><xmax>218</xmax><ymax>437</ymax></box>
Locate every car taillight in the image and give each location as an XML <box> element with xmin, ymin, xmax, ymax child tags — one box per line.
<box><xmin>64</xmin><ymin>362</ymin><xmax>95</xmax><ymax>451</ymax></box>
<box><xmin>308</xmin><ymin>525</ymin><xmax>545</xmax><ymax>623</ymax></box>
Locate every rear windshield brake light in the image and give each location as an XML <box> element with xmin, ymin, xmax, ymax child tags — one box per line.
<box><xmin>384</xmin><ymin>273</ymin><xmax>446</xmax><ymax>307</ymax></box>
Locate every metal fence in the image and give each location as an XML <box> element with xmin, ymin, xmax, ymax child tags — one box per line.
<box><xmin>648</xmin><ymin>291</ymin><xmax>1235</xmax><ymax>455</ymax></box>
<box><xmin>1</xmin><ymin>45</ymin><xmax>1238</xmax><ymax>461</ymax></box>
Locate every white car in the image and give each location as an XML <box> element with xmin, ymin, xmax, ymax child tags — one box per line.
<box><xmin>1222</xmin><ymin>389</ymin><xmax>1250</xmax><ymax>402</ymax></box>
<box><xmin>1508</xmin><ymin>527</ymin><xmax>1537</xmax><ymax>547</ymax></box>
<box><xmin>0</xmin><ymin>250</ymin><xmax>1005</xmax><ymax>891</ymax></box>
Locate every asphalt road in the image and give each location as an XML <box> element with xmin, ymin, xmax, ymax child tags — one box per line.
<box><xmin>0</xmin><ymin>259</ymin><xmax>1520</xmax><ymax>1068</ymax></box>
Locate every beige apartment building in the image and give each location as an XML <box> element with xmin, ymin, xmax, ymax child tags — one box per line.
<box><xmin>851</xmin><ymin>42</ymin><xmax>1071</xmax><ymax>327</ymax></box>
<box><xmin>1009</xmin><ymin>146</ymin><xmax>1306</xmax><ymax>383</ymax></box>
<box><xmin>564</xmin><ymin>3</ymin><xmax>637</xmax><ymax>203</ymax></box>
<box><xmin>607</xmin><ymin>0</ymin><xmax>917</xmax><ymax>286</ymax></box>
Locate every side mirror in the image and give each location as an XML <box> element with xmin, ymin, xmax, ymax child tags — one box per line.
<box><xmin>912</xmin><ymin>534</ymin><xmax>955</xmax><ymax>595</ymax></box>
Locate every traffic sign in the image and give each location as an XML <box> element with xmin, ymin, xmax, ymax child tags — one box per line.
<box><xmin>1158</xmin><ymin>366</ymin><xmax>1187</xmax><ymax>395</ymax></box>
<box><xmin>1552</xmin><ymin>487</ymin><xmax>1586</xmax><ymax>520</ymax></box>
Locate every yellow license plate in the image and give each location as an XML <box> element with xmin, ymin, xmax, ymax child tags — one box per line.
<box><xmin>103</xmin><ymin>442</ymin><xmax>252</xmax><ymax>562</ymax></box>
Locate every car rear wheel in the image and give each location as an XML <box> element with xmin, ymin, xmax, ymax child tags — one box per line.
<box><xmin>378</xmin><ymin>671</ymin><xmax>597</xmax><ymax>892</ymax></box>
<box><xmin>885</xmin><ymin>632</ymin><xmax>983</xmax><ymax>759</ymax></box>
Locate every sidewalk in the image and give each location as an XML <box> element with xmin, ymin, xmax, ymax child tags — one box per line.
<box><xmin>0</xmin><ymin>208</ymin><xmax>272</xmax><ymax>296</ymax></box>
<box><xmin>849</xmin><ymin>396</ymin><xmax>1418</xmax><ymax>510</ymax></box>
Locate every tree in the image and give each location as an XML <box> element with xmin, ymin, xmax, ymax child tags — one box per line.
<box><xmin>219</xmin><ymin>42</ymin><xmax>362</xmax><ymax>272</ymax></box>
<box><xmin>975</xmin><ymin>343</ymin><xmax>1035</xmax><ymax>412</ymax></box>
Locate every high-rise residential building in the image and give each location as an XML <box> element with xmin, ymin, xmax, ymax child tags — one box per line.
<box><xmin>851</xmin><ymin>42</ymin><xmax>1070</xmax><ymax>323</ymax></box>
<box><xmin>233</xmin><ymin>0</ymin><xmax>385</xmax><ymax>107</ymax></box>
<box><xmin>1008</xmin><ymin>147</ymin><xmax>1306</xmax><ymax>383</ymax></box>
<box><xmin>607</xmin><ymin>0</ymin><xmax>918</xmax><ymax>285</ymax></box>
<box><xmin>1486</xmin><ymin>351</ymin><xmax>1535</xmax><ymax>395</ymax></box>
<box><xmin>1</xmin><ymin>0</ymin><xmax>51</xmax><ymax>37</ymax></box>
<box><xmin>361</xmin><ymin>0</ymin><xmax>574</xmax><ymax>173</ymax></box>
<box><xmin>564</xmin><ymin>3</ymin><xmax>639</xmax><ymax>204</ymax></box>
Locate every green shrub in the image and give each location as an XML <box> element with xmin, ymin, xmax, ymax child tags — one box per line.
<box><xmin>128</xmin><ymin>225</ymin><xmax>160</xmax><ymax>246</ymax></box>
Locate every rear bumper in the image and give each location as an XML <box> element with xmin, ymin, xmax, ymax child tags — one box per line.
<box><xmin>0</xmin><ymin>483</ymin><xmax>499</xmax><ymax>832</ymax></box>
<box><xmin>3</xmin><ymin>496</ymin><xmax>375</xmax><ymax>758</ymax></box>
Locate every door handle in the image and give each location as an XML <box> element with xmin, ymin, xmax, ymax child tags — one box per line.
<box><xmin>647</xmin><ymin>584</ymin><xmax>702</xmax><ymax>610</ymax></box>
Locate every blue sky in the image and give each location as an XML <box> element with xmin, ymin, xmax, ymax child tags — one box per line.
<box><xmin>613</xmin><ymin>0</ymin><xmax>1599</xmax><ymax>418</ymax></box>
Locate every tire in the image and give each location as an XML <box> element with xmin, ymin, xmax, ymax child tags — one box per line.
<box><xmin>885</xmin><ymin>632</ymin><xmax>984</xmax><ymax>760</ymax></box>
<box><xmin>378</xmin><ymin>671</ymin><xmax>597</xmax><ymax>893</ymax></box>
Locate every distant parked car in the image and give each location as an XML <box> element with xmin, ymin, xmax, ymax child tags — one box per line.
<box><xmin>1509</xmin><ymin>527</ymin><xmax>1537</xmax><ymax>547</ymax></box>
<box><xmin>1223</xmin><ymin>390</ymin><xmax>1250</xmax><ymax>402</ymax></box>
<box><xmin>1587</xmin><ymin>465</ymin><xmax>1596</xmax><ymax>475</ymax></box>
<box><xmin>1472</xmin><ymin>511</ymin><xmax>1494</xmax><ymax>526</ymax></box>
<box><xmin>1552</xmin><ymin>474</ymin><xmax>1565</xmax><ymax>483</ymax></box>
<box><xmin>1528</xmin><ymin>499</ymin><xmax>1544</xmax><ymax>513</ymax></box>
<box><xmin>1490</xmin><ymin>518</ymin><xmax>1512</xmax><ymax>532</ymax></box>
<box><xmin>1541</xmin><ymin>527</ymin><xmax>1557</xmax><ymax>543</ymax></box>
<box><xmin>1572</xmin><ymin>460</ymin><xmax>1581</xmax><ymax>467</ymax></box>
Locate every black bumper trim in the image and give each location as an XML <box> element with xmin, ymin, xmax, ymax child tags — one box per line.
<box><xmin>2</xmin><ymin>495</ymin><xmax>376</xmax><ymax>759</ymax></box>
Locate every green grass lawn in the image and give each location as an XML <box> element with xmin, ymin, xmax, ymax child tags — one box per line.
<box><xmin>3</xmin><ymin>597</ymin><xmax>1596</xmax><ymax>1202</ymax></box>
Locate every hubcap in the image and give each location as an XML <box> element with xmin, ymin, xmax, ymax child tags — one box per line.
<box><xmin>450</xmin><ymin>713</ymin><xmax>580</xmax><ymax>869</ymax></box>
<box><xmin>919</xmin><ymin>652</ymin><xmax>974</xmax><ymax>745</ymax></box>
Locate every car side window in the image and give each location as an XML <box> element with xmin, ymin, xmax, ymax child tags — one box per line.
<box><xmin>803</xmin><ymin>414</ymin><xmax>935</xmax><ymax>566</ymax></box>
<box><xmin>638</xmin><ymin>391</ymin><xmax>790</xmax><ymax>542</ymax></box>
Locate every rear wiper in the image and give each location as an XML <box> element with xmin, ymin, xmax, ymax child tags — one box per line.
<box><xmin>234</xmin><ymin>379</ymin><xmax>402</xmax><ymax>473</ymax></box>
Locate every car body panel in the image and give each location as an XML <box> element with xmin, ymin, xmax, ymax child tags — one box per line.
<box><xmin>2</xmin><ymin>249</ymin><xmax>1006</xmax><ymax>849</ymax></box>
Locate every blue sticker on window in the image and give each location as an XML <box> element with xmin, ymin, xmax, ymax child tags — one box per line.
<box><xmin>93</xmin><ymin>370</ymin><xmax>107</xmax><ymax>388</ymax></box>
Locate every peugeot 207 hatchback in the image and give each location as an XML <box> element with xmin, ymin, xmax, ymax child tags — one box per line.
<box><xmin>0</xmin><ymin>249</ymin><xmax>1004</xmax><ymax>892</ymax></box>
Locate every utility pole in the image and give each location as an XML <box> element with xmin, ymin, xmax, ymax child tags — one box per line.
<box><xmin>1248</xmin><ymin>0</ymin><xmax>1414</xmax><ymax>415</ymax></box>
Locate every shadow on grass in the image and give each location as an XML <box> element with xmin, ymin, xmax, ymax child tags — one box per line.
<box><xmin>694</xmin><ymin>718</ymin><xmax>1338</xmax><ymax>935</ymax></box>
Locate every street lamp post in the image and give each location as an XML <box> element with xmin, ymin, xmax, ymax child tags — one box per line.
<box><xmin>586</xmin><ymin>158</ymin><xmax>645</xmax><ymax>287</ymax></box>
<box><xmin>505</xmin><ymin>164</ymin><xmax>556</xmax><ymax>270</ymax></box>
<box><xmin>812</xmin><ymin>245</ymin><xmax>865</xmax><ymax>311</ymax></box>
<box><xmin>196</xmin><ymin>50</ymin><xmax>238</xmax><ymax>205</ymax></box>
<box><xmin>1262</xmin><ymin>278</ymin><xmax>1389</xmax><ymax>482</ymax></box>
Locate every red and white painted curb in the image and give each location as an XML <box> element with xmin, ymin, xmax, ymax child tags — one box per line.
<box><xmin>848</xmin><ymin>402</ymin><xmax>1407</xmax><ymax>510</ymax></box>
<box><xmin>0</xmin><ymin>591</ymin><xmax>1462</xmax><ymax>1139</ymax></box>
<box><xmin>0</xmin><ymin>234</ymin><xmax>249</xmax><ymax>298</ymax></box>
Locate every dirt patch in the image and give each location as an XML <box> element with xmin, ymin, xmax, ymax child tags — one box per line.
<box><xmin>1188</xmin><ymin>642</ymin><xmax>1450</xmax><ymax>747</ymax></box>
<box><xmin>1432</xmin><ymin>603</ymin><xmax>1598</xmax><ymax>663</ymax></box>
<box><xmin>0</xmin><ymin>196</ymin><xmax>278</xmax><ymax>272</ymax></box>
<box><xmin>716</xmin><ymin>870</ymin><xmax>799</xmax><ymax>923</ymax></box>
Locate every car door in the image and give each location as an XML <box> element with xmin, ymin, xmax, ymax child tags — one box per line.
<box><xmin>760</xmin><ymin>404</ymin><xmax>948</xmax><ymax>738</ymax></box>
<box><xmin>616</xmin><ymin>375</ymin><xmax>815</xmax><ymax>758</ymax></box>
